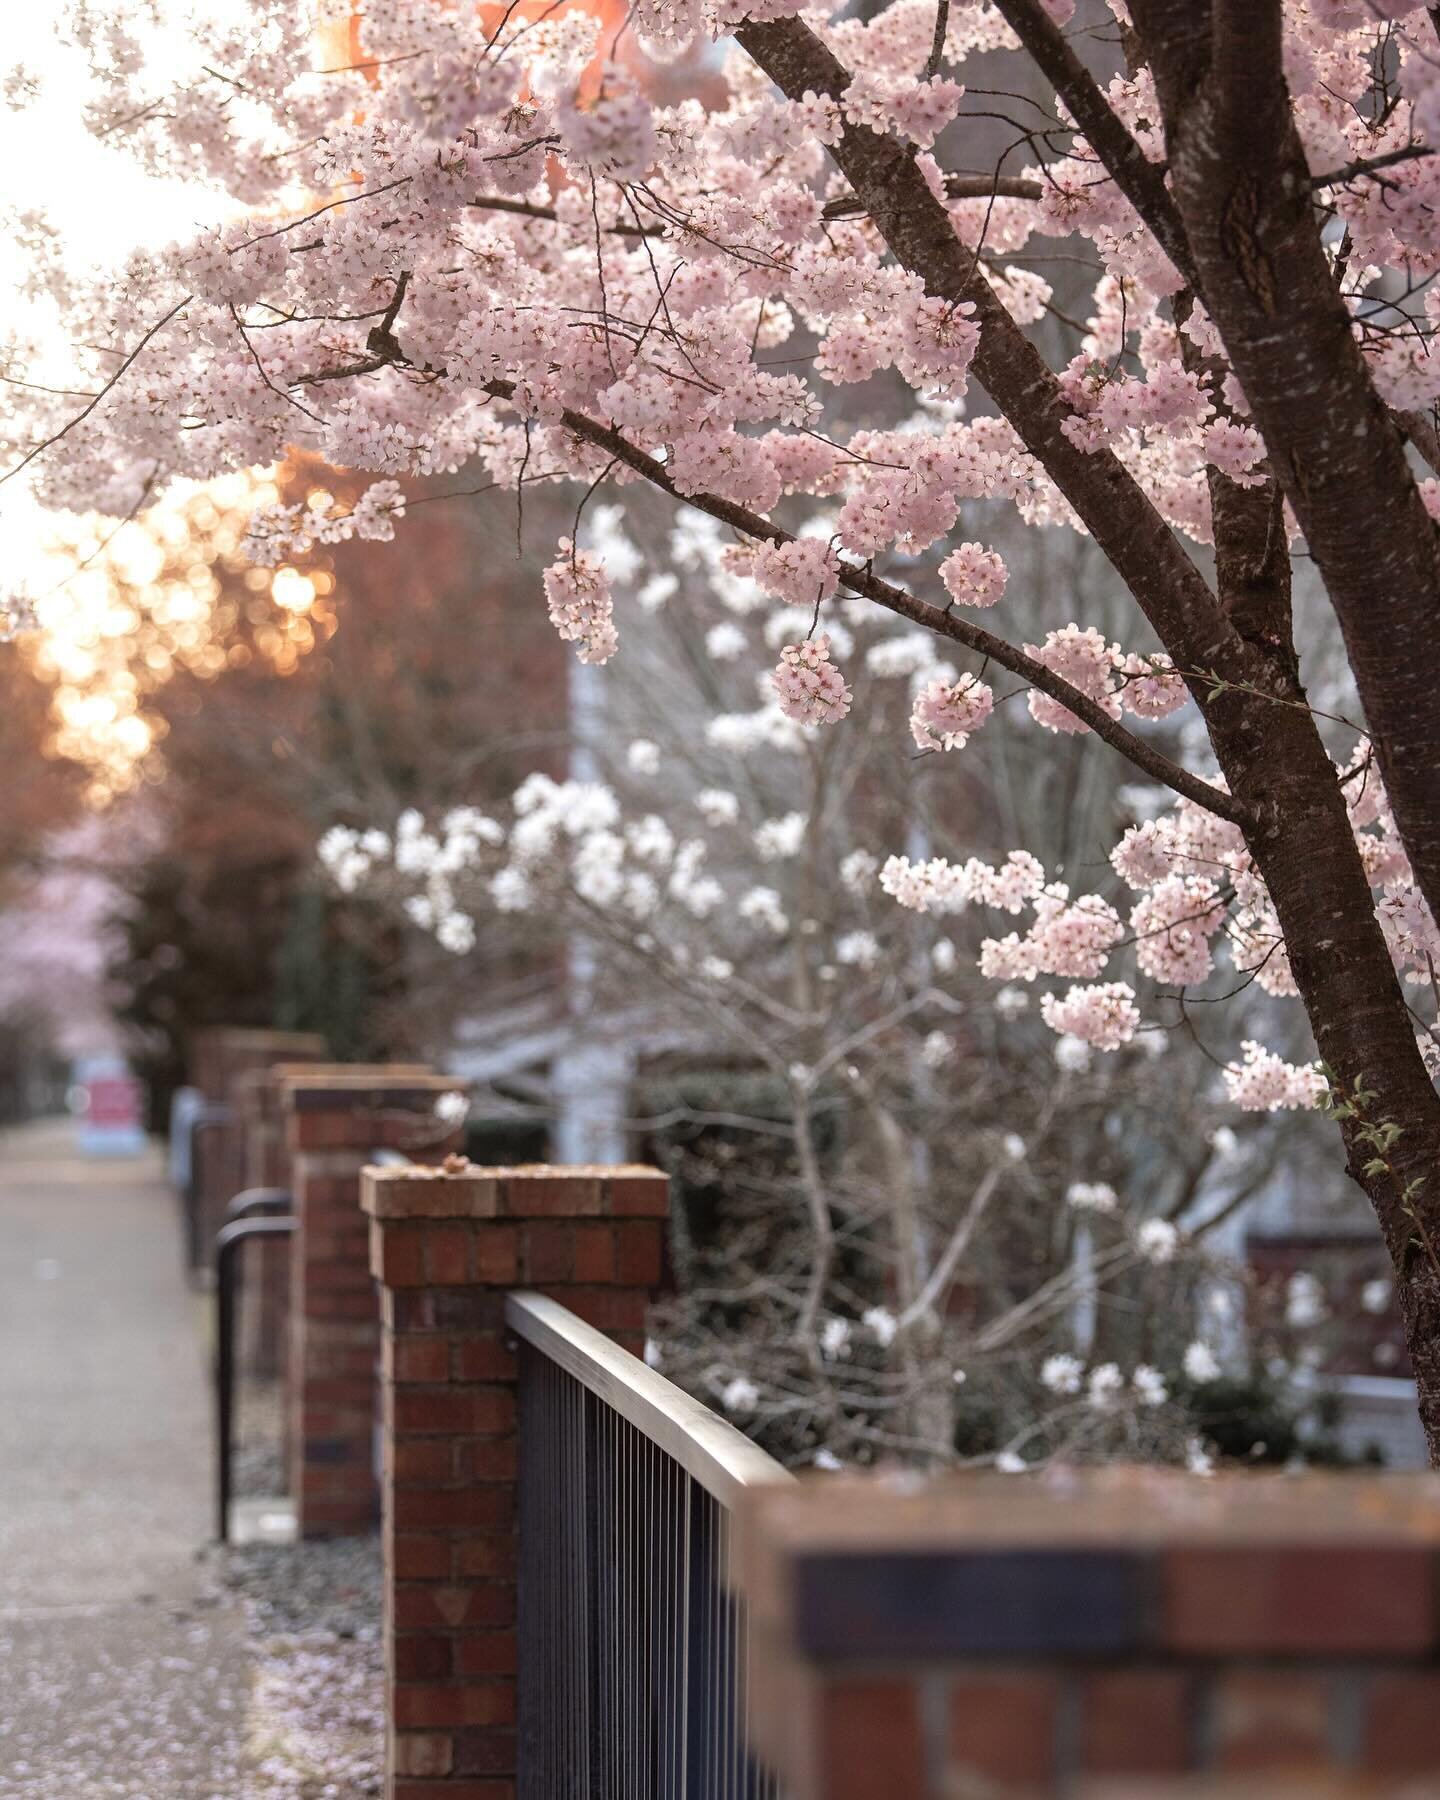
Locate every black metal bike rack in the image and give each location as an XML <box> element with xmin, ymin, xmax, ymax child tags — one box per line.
<box><xmin>214</xmin><ymin>1208</ymin><xmax>295</xmax><ymax>1543</ymax></box>
<box><xmin>224</xmin><ymin>1186</ymin><xmax>293</xmax><ymax>1226</ymax></box>
<box><xmin>211</xmin><ymin>1150</ymin><xmax>414</xmax><ymax>1542</ymax></box>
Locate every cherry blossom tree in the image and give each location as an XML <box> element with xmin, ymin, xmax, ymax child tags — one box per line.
<box><xmin>317</xmin><ymin>504</ymin><xmax>1368</xmax><ymax>1470</ymax></box>
<box><xmin>5</xmin><ymin>0</ymin><xmax>1440</xmax><ymax>1446</ymax></box>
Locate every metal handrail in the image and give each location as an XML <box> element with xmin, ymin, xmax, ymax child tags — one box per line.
<box><xmin>510</xmin><ymin>1291</ymin><xmax>790</xmax><ymax>1800</ymax></box>
<box><xmin>505</xmin><ymin>1291</ymin><xmax>791</xmax><ymax>1512</ymax></box>
<box><xmin>214</xmin><ymin>1213</ymin><xmax>295</xmax><ymax>1543</ymax></box>
<box><xmin>224</xmin><ymin>1185</ymin><xmax>292</xmax><ymax>1224</ymax></box>
<box><xmin>211</xmin><ymin>1147</ymin><xmax>419</xmax><ymax>1541</ymax></box>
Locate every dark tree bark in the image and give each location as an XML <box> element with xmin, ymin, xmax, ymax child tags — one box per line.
<box><xmin>735</xmin><ymin>13</ymin><xmax>1440</xmax><ymax>1460</ymax></box>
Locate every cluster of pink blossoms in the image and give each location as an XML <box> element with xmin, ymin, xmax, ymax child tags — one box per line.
<box><xmin>1117</xmin><ymin>653</ymin><xmax>1188</xmax><ymax>719</ymax></box>
<box><xmin>543</xmin><ymin>543</ymin><xmax>618</xmax><ymax>666</ymax></box>
<box><xmin>938</xmin><ymin>543</ymin><xmax>1008</xmax><ymax>609</ymax></box>
<box><xmin>749</xmin><ymin>538</ymin><xmax>841</xmax><ymax>607</ymax></box>
<box><xmin>1131</xmin><ymin>876</ymin><xmax>1228</xmax><ymax>986</ymax></box>
<box><xmin>895</xmin><ymin>296</ymin><xmax>981</xmax><ymax>399</ymax></box>
<box><xmin>1039</xmin><ymin>983</ymin><xmax>1142</xmax><ymax>1052</ymax></box>
<box><xmin>1024</xmin><ymin>626</ymin><xmax>1124</xmax><ymax>734</ymax></box>
<box><xmin>878</xmin><ymin>850</ymin><xmax>1045</xmax><ymax>917</ymax></box>
<box><xmin>979</xmin><ymin>889</ymin><xmax>1126</xmax><ymax>983</ymax></box>
<box><xmin>909</xmin><ymin>674</ymin><xmax>994</xmax><ymax>752</ymax></box>
<box><xmin>772</xmin><ymin>635</ymin><xmax>852</xmax><ymax>725</ymax></box>
<box><xmin>841</xmin><ymin>72</ymin><xmax>964</xmax><ymax>150</ymax></box>
<box><xmin>1223</xmin><ymin>1042</ymin><xmax>1328</xmax><ymax>1113</ymax></box>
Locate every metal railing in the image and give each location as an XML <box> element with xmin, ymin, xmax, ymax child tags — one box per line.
<box><xmin>507</xmin><ymin>1292</ymin><xmax>792</xmax><ymax>1800</ymax></box>
<box><xmin>214</xmin><ymin>1192</ymin><xmax>295</xmax><ymax>1542</ymax></box>
<box><xmin>211</xmin><ymin>1148</ymin><xmax>416</xmax><ymax>1542</ymax></box>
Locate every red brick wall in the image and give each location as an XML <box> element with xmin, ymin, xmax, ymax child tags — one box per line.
<box><xmin>362</xmin><ymin>1162</ymin><xmax>668</xmax><ymax>1799</ymax></box>
<box><xmin>234</xmin><ymin>1057</ymin><xmax>330</xmax><ymax>1380</ymax></box>
<box><xmin>281</xmin><ymin>1071</ymin><xmax>463</xmax><ymax>1538</ymax></box>
<box><xmin>736</xmin><ymin>1469</ymin><xmax>1440</xmax><ymax>1798</ymax></box>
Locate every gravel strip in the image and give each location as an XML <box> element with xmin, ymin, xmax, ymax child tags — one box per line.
<box><xmin>220</xmin><ymin>1538</ymin><xmax>384</xmax><ymax>1798</ymax></box>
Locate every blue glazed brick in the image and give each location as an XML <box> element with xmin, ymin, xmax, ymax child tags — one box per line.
<box><xmin>305</xmin><ymin>1436</ymin><xmax>366</xmax><ymax>1465</ymax></box>
<box><xmin>791</xmin><ymin>1549</ymin><xmax>1146</xmax><ymax>1658</ymax></box>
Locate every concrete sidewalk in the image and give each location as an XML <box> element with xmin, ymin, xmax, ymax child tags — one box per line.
<box><xmin>0</xmin><ymin>1118</ymin><xmax>250</xmax><ymax>1798</ymax></box>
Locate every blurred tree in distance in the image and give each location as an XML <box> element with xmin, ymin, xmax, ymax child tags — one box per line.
<box><xmin>17</xmin><ymin>461</ymin><xmax>571</xmax><ymax>1109</ymax></box>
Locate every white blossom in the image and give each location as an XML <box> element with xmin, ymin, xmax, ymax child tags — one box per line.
<box><xmin>721</xmin><ymin>1376</ymin><xmax>759</xmax><ymax>1413</ymax></box>
<box><xmin>1054</xmin><ymin>1033</ymin><xmax>1092</xmax><ymax>1073</ymax></box>
<box><xmin>1135</xmin><ymin>1218</ymin><xmax>1179</xmax><ymax>1264</ymax></box>
<box><xmin>1067</xmin><ymin>1181</ymin><xmax>1118</xmax><ymax>1214</ymax></box>
<box><xmin>627</xmin><ymin>738</ymin><xmax>661</xmax><ymax>775</ymax></box>
<box><xmin>1041</xmin><ymin>1352</ymin><xmax>1084</xmax><ymax>1395</ymax></box>
<box><xmin>1361</xmin><ymin>1278</ymin><xmax>1392</xmax><ymax>1315</ymax></box>
<box><xmin>920</xmin><ymin>1030</ymin><xmax>955</xmax><ymax>1068</ymax></box>
<box><xmin>695</xmin><ymin>788</ymin><xmax>740</xmax><ymax>826</ymax></box>
<box><xmin>1285</xmin><ymin>1271</ymin><xmax>1327</xmax><ymax>1329</ymax></box>
<box><xmin>863</xmin><ymin>1305</ymin><xmax>898</xmax><ymax>1347</ymax></box>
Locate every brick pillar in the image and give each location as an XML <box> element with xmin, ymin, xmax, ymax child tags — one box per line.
<box><xmin>736</xmin><ymin>1469</ymin><xmax>1440</xmax><ymax>1799</ymax></box>
<box><xmin>361</xmin><ymin>1161</ymin><xmax>668</xmax><ymax>1798</ymax></box>
<box><xmin>233</xmin><ymin>1055</ymin><xmax>331</xmax><ymax>1380</ymax></box>
<box><xmin>283</xmin><ymin>1069</ymin><xmax>465</xmax><ymax>1538</ymax></box>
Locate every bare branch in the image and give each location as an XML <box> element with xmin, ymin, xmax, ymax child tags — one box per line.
<box><xmin>988</xmin><ymin>0</ymin><xmax>1199</xmax><ymax>288</ymax></box>
<box><xmin>1310</xmin><ymin>143</ymin><xmax>1436</xmax><ymax>188</ymax></box>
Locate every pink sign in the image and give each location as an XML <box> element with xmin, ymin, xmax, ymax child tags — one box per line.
<box><xmin>86</xmin><ymin>1076</ymin><xmax>142</xmax><ymax>1128</ymax></box>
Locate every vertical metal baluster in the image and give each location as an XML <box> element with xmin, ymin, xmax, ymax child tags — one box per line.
<box><xmin>576</xmin><ymin>1369</ymin><xmax>585</xmax><ymax>1800</ymax></box>
<box><xmin>646</xmin><ymin>1430</ymin><xmax>656</xmax><ymax>1800</ymax></box>
<box><xmin>713</xmin><ymin>1490</ymin><xmax>723</xmax><ymax>1799</ymax></box>
<box><xmin>619</xmin><ymin>1404</ymin><xmax>622</xmax><ymax>1800</ymax></box>
<box><xmin>555</xmin><ymin>1362</ymin><xmax>564</xmax><ymax>1800</ymax></box>
<box><xmin>641</xmin><ymin>1428</ymin><xmax>650</xmax><ymax>1800</ymax></box>
<box><xmin>613</xmin><ymin>1400</ymin><xmax>621</xmax><ymax>1800</ymax></box>
<box><xmin>722</xmin><ymin>1494</ymin><xmax>731</xmax><ymax>1799</ymax></box>
<box><xmin>671</xmin><ymin>1449</ymin><xmax>681</xmax><ymax>1800</ymax></box>
<box><xmin>571</xmin><ymin>1366</ymin><xmax>578</xmax><ymax>1800</ymax></box>
<box><xmin>629</xmin><ymin>1415</ymin><xmax>638</xmax><ymax>1800</ymax></box>
<box><xmin>608</xmin><ymin>1396</ymin><xmax>617</xmax><ymax>1800</ymax></box>
<box><xmin>681</xmin><ymin>1465</ymin><xmax>692</xmax><ymax>1796</ymax></box>
<box><xmin>562</xmin><ymin>1362</ymin><xmax>571</xmax><ymax>1800</ymax></box>
<box><xmin>627</xmin><ymin>1415</ymin><xmax>632</xmax><ymax>1794</ymax></box>
<box><xmin>614</xmin><ymin>1401</ymin><xmax>621</xmax><ymax>1800</ymax></box>
<box><xmin>740</xmin><ymin>1580</ymin><xmax>751</xmax><ymax>1800</ymax></box>
<box><xmin>669</xmin><ymin>1447</ymin><xmax>680</xmax><ymax>1800</ymax></box>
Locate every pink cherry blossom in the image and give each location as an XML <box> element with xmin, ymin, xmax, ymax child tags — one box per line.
<box><xmin>1223</xmin><ymin>1042</ymin><xmax>1327</xmax><ymax>1112</ymax></box>
<box><xmin>1039</xmin><ymin>982</ymin><xmax>1142</xmax><ymax>1052</ymax></box>
<box><xmin>772</xmin><ymin>635</ymin><xmax>852</xmax><ymax>725</ymax></box>
<box><xmin>938</xmin><ymin>543</ymin><xmax>1008</xmax><ymax>609</ymax></box>
<box><xmin>1024</xmin><ymin>626</ymin><xmax>1123</xmax><ymax>734</ymax></box>
<box><xmin>909</xmin><ymin>674</ymin><xmax>994</xmax><ymax>751</ymax></box>
<box><xmin>544</xmin><ymin>541</ymin><xmax>618</xmax><ymax>666</ymax></box>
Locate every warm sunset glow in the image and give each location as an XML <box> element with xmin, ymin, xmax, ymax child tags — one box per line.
<box><xmin>17</xmin><ymin>471</ymin><xmax>337</xmax><ymax>798</ymax></box>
